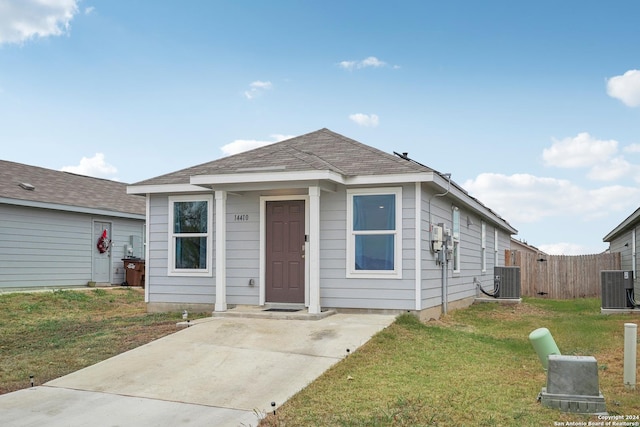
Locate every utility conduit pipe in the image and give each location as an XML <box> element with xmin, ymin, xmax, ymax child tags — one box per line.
<box><xmin>426</xmin><ymin>173</ymin><xmax>452</xmax><ymax>315</ymax></box>
<box><xmin>624</xmin><ymin>323</ymin><xmax>637</xmax><ymax>390</ymax></box>
<box><xmin>529</xmin><ymin>327</ymin><xmax>561</xmax><ymax>371</ymax></box>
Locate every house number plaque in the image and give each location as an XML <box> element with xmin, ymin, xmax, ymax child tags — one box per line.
<box><xmin>234</xmin><ymin>214</ymin><xmax>249</xmax><ymax>222</ymax></box>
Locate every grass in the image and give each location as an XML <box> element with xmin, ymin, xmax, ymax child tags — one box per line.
<box><xmin>1</xmin><ymin>290</ymin><xmax>638</xmax><ymax>426</ymax></box>
<box><xmin>260</xmin><ymin>298</ymin><xmax>640</xmax><ymax>427</ymax></box>
<box><xmin>0</xmin><ymin>287</ymin><xmax>206</xmax><ymax>394</ymax></box>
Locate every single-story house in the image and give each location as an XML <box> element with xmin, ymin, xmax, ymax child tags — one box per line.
<box><xmin>603</xmin><ymin>207</ymin><xmax>640</xmax><ymax>281</ymax></box>
<box><xmin>128</xmin><ymin>128</ymin><xmax>517</xmax><ymax>319</ymax></box>
<box><xmin>510</xmin><ymin>238</ymin><xmax>547</xmax><ymax>259</ymax></box>
<box><xmin>0</xmin><ymin>160</ymin><xmax>146</xmax><ymax>290</ymax></box>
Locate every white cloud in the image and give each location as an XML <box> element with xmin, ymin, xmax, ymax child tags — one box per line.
<box><xmin>606</xmin><ymin>69</ymin><xmax>640</xmax><ymax>107</ymax></box>
<box><xmin>84</xmin><ymin>6</ymin><xmax>95</xmax><ymax>15</ymax></box>
<box><xmin>244</xmin><ymin>80</ymin><xmax>272</xmax><ymax>99</ymax></box>
<box><xmin>339</xmin><ymin>56</ymin><xmax>390</xmax><ymax>71</ymax></box>
<box><xmin>0</xmin><ymin>0</ymin><xmax>79</xmax><ymax>44</ymax></box>
<box><xmin>339</xmin><ymin>60</ymin><xmax>357</xmax><ymax>70</ymax></box>
<box><xmin>60</xmin><ymin>153</ymin><xmax>118</xmax><ymax>179</ymax></box>
<box><xmin>464</xmin><ymin>173</ymin><xmax>580</xmax><ymax>223</ymax></box>
<box><xmin>221</xmin><ymin>134</ymin><xmax>294</xmax><ymax>156</ymax></box>
<box><xmin>623</xmin><ymin>143</ymin><xmax>640</xmax><ymax>153</ymax></box>
<box><xmin>586</xmin><ymin>157</ymin><xmax>636</xmax><ymax>181</ymax></box>
<box><xmin>542</xmin><ymin>132</ymin><xmax>640</xmax><ymax>182</ymax></box>
<box><xmin>538</xmin><ymin>242</ymin><xmax>592</xmax><ymax>256</ymax></box>
<box><xmin>349</xmin><ymin>113</ymin><xmax>379</xmax><ymax>127</ymax></box>
<box><xmin>463</xmin><ymin>173</ymin><xmax>640</xmax><ymax>224</ymax></box>
<box><xmin>361</xmin><ymin>56</ymin><xmax>385</xmax><ymax>68</ymax></box>
<box><xmin>543</xmin><ymin>132</ymin><xmax>618</xmax><ymax>168</ymax></box>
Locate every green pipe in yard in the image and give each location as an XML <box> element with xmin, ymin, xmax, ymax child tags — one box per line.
<box><xmin>529</xmin><ymin>327</ymin><xmax>561</xmax><ymax>371</ymax></box>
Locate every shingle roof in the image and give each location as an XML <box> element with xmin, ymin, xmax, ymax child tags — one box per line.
<box><xmin>133</xmin><ymin>128</ymin><xmax>432</xmax><ymax>186</ymax></box>
<box><xmin>0</xmin><ymin>160</ymin><xmax>146</xmax><ymax>216</ymax></box>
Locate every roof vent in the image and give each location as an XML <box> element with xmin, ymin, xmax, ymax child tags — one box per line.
<box><xmin>19</xmin><ymin>182</ymin><xmax>35</xmax><ymax>191</ymax></box>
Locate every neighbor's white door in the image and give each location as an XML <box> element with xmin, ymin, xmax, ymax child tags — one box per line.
<box><xmin>93</xmin><ymin>221</ymin><xmax>112</xmax><ymax>284</ymax></box>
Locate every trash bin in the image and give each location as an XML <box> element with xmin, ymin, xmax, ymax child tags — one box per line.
<box><xmin>122</xmin><ymin>258</ymin><xmax>145</xmax><ymax>288</ymax></box>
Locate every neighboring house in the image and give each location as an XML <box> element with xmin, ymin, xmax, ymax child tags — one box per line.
<box><xmin>510</xmin><ymin>238</ymin><xmax>547</xmax><ymax>258</ymax></box>
<box><xmin>128</xmin><ymin>128</ymin><xmax>517</xmax><ymax>319</ymax></box>
<box><xmin>0</xmin><ymin>160</ymin><xmax>146</xmax><ymax>290</ymax></box>
<box><xmin>603</xmin><ymin>207</ymin><xmax>640</xmax><ymax>280</ymax></box>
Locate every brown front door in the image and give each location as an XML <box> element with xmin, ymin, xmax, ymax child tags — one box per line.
<box><xmin>266</xmin><ymin>200</ymin><xmax>305</xmax><ymax>303</ymax></box>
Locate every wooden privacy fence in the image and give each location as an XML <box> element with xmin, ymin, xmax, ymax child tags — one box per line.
<box><xmin>505</xmin><ymin>250</ymin><xmax>621</xmax><ymax>299</ymax></box>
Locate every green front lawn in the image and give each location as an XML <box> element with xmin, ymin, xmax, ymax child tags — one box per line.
<box><xmin>260</xmin><ymin>298</ymin><xmax>639</xmax><ymax>426</ymax></box>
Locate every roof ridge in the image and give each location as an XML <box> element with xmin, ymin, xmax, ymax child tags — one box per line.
<box><xmin>290</xmin><ymin>146</ymin><xmax>349</xmax><ymax>175</ymax></box>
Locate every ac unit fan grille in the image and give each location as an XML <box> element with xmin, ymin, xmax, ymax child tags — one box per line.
<box><xmin>601</xmin><ymin>270</ymin><xmax>634</xmax><ymax>309</ymax></box>
<box><xmin>494</xmin><ymin>266</ymin><xmax>521</xmax><ymax>299</ymax></box>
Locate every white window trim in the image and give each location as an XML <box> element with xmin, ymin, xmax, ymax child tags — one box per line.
<box><xmin>346</xmin><ymin>187</ymin><xmax>402</xmax><ymax>279</ymax></box>
<box><xmin>481</xmin><ymin>221</ymin><xmax>487</xmax><ymax>272</ymax></box>
<box><xmin>494</xmin><ymin>229</ymin><xmax>499</xmax><ymax>266</ymax></box>
<box><xmin>452</xmin><ymin>206</ymin><xmax>461</xmax><ymax>273</ymax></box>
<box><xmin>168</xmin><ymin>194</ymin><xmax>214</xmax><ymax>277</ymax></box>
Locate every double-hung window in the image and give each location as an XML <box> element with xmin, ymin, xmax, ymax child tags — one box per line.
<box><xmin>347</xmin><ymin>187</ymin><xmax>402</xmax><ymax>278</ymax></box>
<box><xmin>168</xmin><ymin>195</ymin><xmax>213</xmax><ymax>276</ymax></box>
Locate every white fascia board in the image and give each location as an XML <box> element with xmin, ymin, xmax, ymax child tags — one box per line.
<box><xmin>421</xmin><ymin>173</ymin><xmax>517</xmax><ymax>235</ymax></box>
<box><xmin>127</xmin><ymin>184</ymin><xmax>211</xmax><ymax>195</ymax></box>
<box><xmin>190</xmin><ymin>170</ymin><xmax>346</xmax><ymax>186</ymax></box>
<box><xmin>344</xmin><ymin>172</ymin><xmax>434</xmax><ymax>186</ymax></box>
<box><xmin>447</xmin><ymin>185</ymin><xmax>518</xmax><ymax>235</ymax></box>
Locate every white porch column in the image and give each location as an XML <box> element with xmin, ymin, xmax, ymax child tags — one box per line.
<box><xmin>215</xmin><ymin>190</ymin><xmax>227</xmax><ymax>312</ymax></box>
<box><xmin>308</xmin><ymin>186</ymin><xmax>321</xmax><ymax>314</ymax></box>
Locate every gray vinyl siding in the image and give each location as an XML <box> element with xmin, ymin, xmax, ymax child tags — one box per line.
<box><xmin>420</xmin><ymin>187</ymin><xmax>450</xmax><ymax>309</ymax></box>
<box><xmin>609</xmin><ymin>229</ymin><xmax>636</xmax><ymax>273</ymax></box>
<box><xmin>146</xmin><ymin>194</ymin><xmax>215</xmax><ymax>305</ymax></box>
<box><xmin>104</xmin><ymin>219</ymin><xmax>145</xmax><ymax>285</ymax></box>
<box><xmin>0</xmin><ymin>203</ymin><xmax>143</xmax><ymax>289</ymax></box>
<box><xmin>319</xmin><ymin>184</ymin><xmax>416</xmax><ymax>311</ymax></box>
<box><xmin>418</xmin><ymin>185</ymin><xmax>513</xmax><ymax>311</ymax></box>
<box><xmin>143</xmin><ymin>182</ymin><xmax>514</xmax><ymax>312</ymax></box>
<box><xmin>225</xmin><ymin>192</ymin><xmax>260</xmax><ymax>305</ymax></box>
<box><xmin>496</xmin><ymin>228</ymin><xmax>510</xmax><ymax>266</ymax></box>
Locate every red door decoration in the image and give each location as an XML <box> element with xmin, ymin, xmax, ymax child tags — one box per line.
<box><xmin>97</xmin><ymin>229</ymin><xmax>111</xmax><ymax>253</ymax></box>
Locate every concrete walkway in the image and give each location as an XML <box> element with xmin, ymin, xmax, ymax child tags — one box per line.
<box><xmin>0</xmin><ymin>312</ymin><xmax>396</xmax><ymax>427</ymax></box>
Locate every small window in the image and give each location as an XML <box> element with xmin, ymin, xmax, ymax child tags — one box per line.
<box><xmin>168</xmin><ymin>195</ymin><xmax>213</xmax><ymax>276</ymax></box>
<box><xmin>494</xmin><ymin>229</ymin><xmax>499</xmax><ymax>266</ymax></box>
<box><xmin>452</xmin><ymin>207</ymin><xmax>460</xmax><ymax>272</ymax></box>
<box><xmin>481</xmin><ymin>221</ymin><xmax>487</xmax><ymax>272</ymax></box>
<box><xmin>347</xmin><ymin>188</ymin><xmax>402</xmax><ymax>278</ymax></box>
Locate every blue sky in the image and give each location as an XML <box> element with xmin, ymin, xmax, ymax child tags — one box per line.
<box><xmin>1</xmin><ymin>0</ymin><xmax>640</xmax><ymax>255</ymax></box>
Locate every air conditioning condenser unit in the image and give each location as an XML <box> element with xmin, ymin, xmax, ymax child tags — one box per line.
<box><xmin>494</xmin><ymin>266</ymin><xmax>521</xmax><ymax>299</ymax></box>
<box><xmin>601</xmin><ymin>270</ymin><xmax>634</xmax><ymax>309</ymax></box>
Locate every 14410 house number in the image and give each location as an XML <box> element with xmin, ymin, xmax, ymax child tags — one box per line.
<box><xmin>234</xmin><ymin>214</ymin><xmax>249</xmax><ymax>222</ymax></box>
